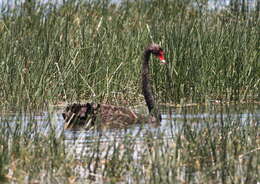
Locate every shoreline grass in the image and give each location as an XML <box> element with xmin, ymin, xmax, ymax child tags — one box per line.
<box><xmin>0</xmin><ymin>0</ymin><xmax>259</xmax><ymax>110</ymax></box>
<box><xmin>0</xmin><ymin>1</ymin><xmax>259</xmax><ymax>183</ymax></box>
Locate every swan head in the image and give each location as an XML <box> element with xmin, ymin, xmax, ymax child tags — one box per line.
<box><xmin>147</xmin><ymin>44</ymin><xmax>166</xmax><ymax>64</ymax></box>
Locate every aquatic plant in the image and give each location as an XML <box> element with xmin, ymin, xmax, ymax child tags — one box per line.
<box><xmin>0</xmin><ymin>0</ymin><xmax>259</xmax><ymax>109</ymax></box>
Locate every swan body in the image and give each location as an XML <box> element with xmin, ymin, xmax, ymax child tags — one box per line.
<box><xmin>62</xmin><ymin>44</ymin><xmax>166</xmax><ymax>130</ymax></box>
<box><xmin>62</xmin><ymin>103</ymin><xmax>151</xmax><ymax>130</ymax></box>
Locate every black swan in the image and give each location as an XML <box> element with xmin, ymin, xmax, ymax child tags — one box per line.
<box><xmin>62</xmin><ymin>43</ymin><xmax>166</xmax><ymax>130</ymax></box>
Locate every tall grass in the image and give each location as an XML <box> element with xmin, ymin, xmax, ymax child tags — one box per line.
<box><xmin>0</xmin><ymin>1</ymin><xmax>259</xmax><ymax>183</ymax></box>
<box><xmin>0</xmin><ymin>0</ymin><xmax>259</xmax><ymax>109</ymax></box>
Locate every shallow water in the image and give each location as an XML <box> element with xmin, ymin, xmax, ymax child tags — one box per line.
<box><xmin>1</xmin><ymin>103</ymin><xmax>259</xmax><ymax>140</ymax></box>
<box><xmin>1</xmin><ymin>103</ymin><xmax>259</xmax><ymax>183</ymax></box>
<box><xmin>60</xmin><ymin>103</ymin><xmax>259</xmax><ymax>159</ymax></box>
<box><xmin>1</xmin><ymin>103</ymin><xmax>259</xmax><ymax>153</ymax></box>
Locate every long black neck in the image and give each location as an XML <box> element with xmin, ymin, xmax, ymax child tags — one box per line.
<box><xmin>142</xmin><ymin>50</ymin><xmax>154</xmax><ymax>112</ymax></box>
<box><xmin>142</xmin><ymin>49</ymin><xmax>161</xmax><ymax>121</ymax></box>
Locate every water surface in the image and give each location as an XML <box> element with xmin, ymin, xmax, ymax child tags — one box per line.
<box><xmin>1</xmin><ymin>103</ymin><xmax>259</xmax><ymax>183</ymax></box>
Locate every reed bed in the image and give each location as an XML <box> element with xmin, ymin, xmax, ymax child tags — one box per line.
<box><xmin>0</xmin><ymin>0</ymin><xmax>259</xmax><ymax>109</ymax></box>
<box><xmin>0</xmin><ymin>0</ymin><xmax>259</xmax><ymax>183</ymax></box>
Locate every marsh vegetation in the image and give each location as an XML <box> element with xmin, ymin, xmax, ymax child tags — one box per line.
<box><xmin>0</xmin><ymin>0</ymin><xmax>259</xmax><ymax>183</ymax></box>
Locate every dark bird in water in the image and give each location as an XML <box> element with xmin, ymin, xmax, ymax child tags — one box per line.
<box><xmin>62</xmin><ymin>43</ymin><xmax>166</xmax><ymax>130</ymax></box>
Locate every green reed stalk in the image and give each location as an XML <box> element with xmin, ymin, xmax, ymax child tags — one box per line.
<box><xmin>0</xmin><ymin>0</ymin><xmax>259</xmax><ymax>109</ymax></box>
